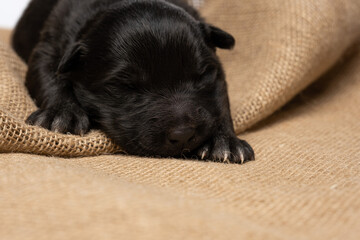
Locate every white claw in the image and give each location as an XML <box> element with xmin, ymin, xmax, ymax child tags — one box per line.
<box><xmin>201</xmin><ymin>151</ymin><xmax>206</xmax><ymax>160</ymax></box>
<box><xmin>239</xmin><ymin>148</ymin><xmax>245</xmax><ymax>164</ymax></box>
<box><xmin>223</xmin><ymin>152</ymin><xmax>230</xmax><ymax>163</ymax></box>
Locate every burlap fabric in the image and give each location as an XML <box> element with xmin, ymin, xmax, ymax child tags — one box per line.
<box><xmin>1</xmin><ymin>0</ymin><xmax>360</xmax><ymax>239</ymax></box>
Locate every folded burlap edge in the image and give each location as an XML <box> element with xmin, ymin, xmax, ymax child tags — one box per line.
<box><xmin>0</xmin><ymin>109</ymin><xmax>123</xmax><ymax>157</ymax></box>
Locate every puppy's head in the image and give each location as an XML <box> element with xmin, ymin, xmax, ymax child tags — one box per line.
<box><xmin>58</xmin><ymin>1</ymin><xmax>235</xmax><ymax>157</ymax></box>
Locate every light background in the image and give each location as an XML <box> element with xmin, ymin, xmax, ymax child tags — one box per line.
<box><xmin>0</xmin><ymin>0</ymin><xmax>30</xmax><ymax>29</ymax></box>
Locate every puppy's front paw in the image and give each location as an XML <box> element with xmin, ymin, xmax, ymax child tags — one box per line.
<box><xmin>26</xmin><ymin>105</ymin><xmax>90</xmax><ymax>135</ymax></box>
<box><xmin>197</xmin><ymin>135</ymin><xmax>254</xmax><ymax>164</ymax></box>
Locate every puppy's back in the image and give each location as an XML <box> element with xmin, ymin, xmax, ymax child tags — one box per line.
<box><xmin>12</xmin><ymin>0</ymin><xmax>59</xmax><ymax>62</ymax></box>
<box><xmin>12</xmin><ymin>0</ymin><xmax>202</xmax><ymax>64</ymax></box>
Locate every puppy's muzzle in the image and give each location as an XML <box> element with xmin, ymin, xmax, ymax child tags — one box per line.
<box><xmin>167</xmin><ymin>126</ymin><xmax>195</xmax><ymax>147</ymax></box>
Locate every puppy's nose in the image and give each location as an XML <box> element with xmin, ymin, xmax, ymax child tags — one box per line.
<box><xmin>168</xmin><ymin>127</ymin><xmax>195</xmax><ymax>146</ymax></box>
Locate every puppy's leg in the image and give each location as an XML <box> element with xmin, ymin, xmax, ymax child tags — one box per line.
<box><xmin>197</xmin><ymin>82</ymin><xmax>255</xmax><ymax>164</ymax></box>
<box><xmin>25</xmin><ymin>44</ymin><xmax>90</xmax><ymax>135</ymax></box>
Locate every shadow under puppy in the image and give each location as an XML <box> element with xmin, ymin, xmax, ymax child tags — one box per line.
<box><xmin>12</xmin><ymin>0</ymin><xmax>254</xmax><ymax>163</ymax></box>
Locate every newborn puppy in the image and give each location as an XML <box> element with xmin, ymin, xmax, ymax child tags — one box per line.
<box><xmin>12</xmin><ymin>0</ymin><xmax>254</xmax><ymax>163</ymax></box>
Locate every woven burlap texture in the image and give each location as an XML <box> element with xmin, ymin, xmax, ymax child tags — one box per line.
<box><xmin>1</xmin><ymin>0</ymin><xmax>360</xmax><ymax>239</ymax></box>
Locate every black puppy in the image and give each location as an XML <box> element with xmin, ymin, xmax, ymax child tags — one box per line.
<box><xmin>12</xmin><ymin>0</ymin><xmax>254</xmax><ymax>163</ymax></box>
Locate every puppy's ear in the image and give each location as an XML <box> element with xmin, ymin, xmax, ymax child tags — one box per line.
<box><xmin>57</xmin><ymin>42</ymin><xmax>87</xmax><ymax>74</ymax></box>
<box><xmin>200</xmin><ymin>23</ymin><xmax>235</xmax><ymax>50</ymax></box>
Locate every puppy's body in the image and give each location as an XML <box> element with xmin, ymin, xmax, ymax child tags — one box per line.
<box><xmin>12</xmin><ymin>0</ymin><xmax>254</xmax><ymax>163</ymax></box>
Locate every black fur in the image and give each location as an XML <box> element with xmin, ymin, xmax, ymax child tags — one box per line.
<box><xmin>12</xmin><ymin>0</ymin><xmax>254</xmax><ymax>163</ymax></box>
